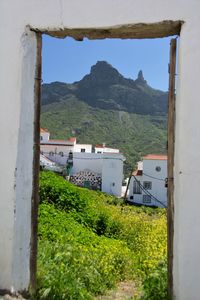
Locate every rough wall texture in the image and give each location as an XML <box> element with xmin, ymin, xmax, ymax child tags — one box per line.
<box><xmin>0</xmin><ymin>1</ymin><xmax>200</xmax><ymax>299</ymax></box>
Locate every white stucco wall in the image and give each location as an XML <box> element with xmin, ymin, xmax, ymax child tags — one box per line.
<box><xmin>94</xmin><ymin>146</ymin><xmax>119</xmax><ymax>153</ymax></box>
<box><xmin>40</xmin><ymin>154</ymin><xmax>55</xmax><ymax>167</ymax></box>
<box><xmin>0</xmin><ymin>22</ymin><xmax>37</xmax><ymax>291</ymax></box>
<box><xmin>72</xmin><ymin>152</ymin><xmax>124</xmax><ymax>196</ymax></box>
<box><xmin>40</xmin><ymin>143</ymin><xmax>92</xmax><ymax>157</ymax></box>
<box><xmin>1</xmin><ymin>0</ymin><xmax>200</xmax><ymax>298</ymax></box>
<box><xmin>40</xmin><ymin>131</ymin><xmax>49</xmax><ymax>142</ymax></box>
<box><xmin>102</xmin><ymin>153</ymin><xmax>124</xmax><ymax>197</ymax></box>
<box><xmin>129</xmin><ymin>159</ymin><xmax>167</xmax><ymax>207</ymax></box>
<box><xmin>40</xmin><ymin>144</ymin><xmax>74</xmax><ymax>157</ymax></box>
<box><xmin>74</xmin><ymin>144</ymin><xmax>92</xmax><ymax>153</ymax></box>
<box><xmin>71</xmin><ymin>153</ymin><xmax>103</xmax><ymax>175</ymax></box>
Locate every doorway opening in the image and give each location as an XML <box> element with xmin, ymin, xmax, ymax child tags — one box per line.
<box><xmin>32</xmin><ymin>24</ymin><xmax>179</xmax><ymax>299</ymax></box>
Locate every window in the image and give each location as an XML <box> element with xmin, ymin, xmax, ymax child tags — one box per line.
<box><xmin>143</xmin><ymin>195</ymin><xmax>151</xmax><ymax>203</ymax></box>
<box><xmin>59</xmin><ymin>151</ymin><xmax>64</xmax><ymax>157</ymax></box>
<box><xmin>155</xmin><ymin>166</ymin><xmax>161</xmax><ymax>172</ymax></box>
<box><xmin>81</xmin><ymin>148</ymin><xmax>85</xmax><ymax>152</ymax></box>
<box><xmin>143</xmin><ymin>181</ymin><xmax>152</xmax><ymax>190</ymax></box>
<box><xmin>133</xmin><ymin>180</ymin><xmax>141</xmax><ymax>194</ymax></box>
<box><xmin>49</xmin><ymin>151</ymin><xmax>54</xmax><ymax>156</ymax></box>
<box><xmin>40</xmin><ymin>136</ymin><xmax>43</xmax><ymax>141</ymax></box>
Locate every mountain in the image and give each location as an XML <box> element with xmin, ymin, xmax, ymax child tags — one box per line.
<box><xmin>42</xmin><ymin>61</ymin><xmax>168</xmax><ymax>115</ymax></box>
<box><xmin>41</xmin><ymin>61</ymin><xmax>168</xmax><ymax>175</ymax></box>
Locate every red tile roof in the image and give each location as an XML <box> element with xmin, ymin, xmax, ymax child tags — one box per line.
<box><xmin>143</xmin><ymin>154</ymin><xmax>167</xmax><ymax>160</ymax></box>
<box><xmin>40</xmin><ymin>128</ymin><xmax>49</xmax><ymax>133</ymax></box>
<box><xmin>132</xmin><ymin>169</ymin><xmax>143</xmax><ymax>176</ymax></box>
<box><xmin>68</xmin><ymin>137</ymin><xmax>76</xmax><ymax>142</ymax></box>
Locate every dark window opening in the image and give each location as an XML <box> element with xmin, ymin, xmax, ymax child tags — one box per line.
<box><xmin>143</xmin><ymin>195</ymin><xmax>151</xmax><ymax>203</ymax></box>
<box><xmin>143</xmin><ymin>181</ymin><xmax>152</xmax><ymax>190</ymax></box>
<box><xmin>133</xmin><ymin>180</ymin><xmax>142</xmax><ymax>194</ymax></box>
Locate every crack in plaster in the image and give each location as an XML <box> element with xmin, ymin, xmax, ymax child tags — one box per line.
<box><xmin>59</xmin><ymin>0</ymin><xmax>64</xmax><ymax>29</ymax></box>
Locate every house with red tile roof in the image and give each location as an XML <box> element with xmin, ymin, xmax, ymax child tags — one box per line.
<box><xmin>40</xmin><ymin>128</ymin><xmax>92</xmax><ymax>159</ymax></box>
<box><xmin>128</xmin><ymin>154</ymin><xmax>167</xmax><ymax>207</ymax></box>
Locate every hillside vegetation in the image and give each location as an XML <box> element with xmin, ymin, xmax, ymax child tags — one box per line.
<box><xmin>37</xmin><ymin>171</ymin><xmax>167</xmax><ymax>300</ymax></box>
<box><xmin>41</xmin><ymin>62</ymin><xmax>168</xmax><ymax>174</ymax></box>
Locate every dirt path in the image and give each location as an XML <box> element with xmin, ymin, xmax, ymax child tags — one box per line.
<box><xmin>0</xmin><ymin>295</ymin><xmax>26</xmax><ymax>300</ymax></box>
<box><xmin>0</xmin><ymin>281</ymin><xmax>137</xmax><ymax>300</ymax></box>
<box><xmin>96</xmin><ymin>281</ymin><xmax>137</xmax><ymax>300</ymax></box>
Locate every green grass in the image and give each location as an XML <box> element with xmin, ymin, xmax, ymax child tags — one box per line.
<box><xmin>36</xmin><ymin>171</ymin><xmax>168</xmax><ymax>299</ymax></box>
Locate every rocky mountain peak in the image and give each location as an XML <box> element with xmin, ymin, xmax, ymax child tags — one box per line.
<box><xmin>87</xmin><ymin>61</ymin><xmax>123</xmax><ymax>84</ymax></box>
<box><xmin>135</xmin><ymin>70</ymin><xmax>147</xmax><ymax>85</ymax></box>
<box><xmin>91</xmin><ymin>61</ymin><xmax>119</xmax><ymax>74</ymax></box>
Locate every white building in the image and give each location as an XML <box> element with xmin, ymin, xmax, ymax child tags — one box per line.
<box><xmin>70</xmin><ymin>152</ymin><xmax>125</xmax><ymax>196</ymax></box>
<box><xmin>40</xmin><ymin>154</ymin><xmax>62</xmax><ymax>173</ymax></box>
<box><xmin>40</xmin><ymin>128</ymin><xmax>124</xmax><ymax>196</ymax></box>
<box><xmin>94</xmin><ymin>143</ymin><xmax>119</xmax><ymax>154</ymax></box>
<box><xmin>40</xmin><ymin>128</ymin><xmax>92</xmax><ymax>162</ymax></box>
<box><xmin>128</xmin><ymin>154</ymin><xmax>167</xmax><ymax>208</ymax></box>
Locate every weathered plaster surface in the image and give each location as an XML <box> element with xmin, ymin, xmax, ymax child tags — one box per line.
<box><xmin>1</xmin><ymin>0</ymin><xmax>200</xmax><ymax>299</ymax></box>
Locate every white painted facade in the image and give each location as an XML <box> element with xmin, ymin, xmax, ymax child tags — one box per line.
<box><xmin>40</xmin><ymin>128</ymin><xmax>50</xmax><ymax>142</ymax></box>
<box><xmin>40</xmin><ymin>129</ymin><xmax>92</xmax><ymax>160</ymax></box>
<box><xmin>72</xmin><ymin>152</ymin><xmax>124</xmax><ymax>197</ymax></box>
<box><xmin>72</xmin><ymin>153</ymin><xmax>103</xmax><ymax>175</ymax></box>
<box><xmin>42</xmin><ymin>151</ymin><xmax>124</xmax><ymax>197</ymax></box>
<box><xmin>40</xmin><ymin>129</ymin><xmax>123</xmax><ymax>196</ymax></box>
<box><xmin>74</xmin><ymin>143</ymin><xmax>92</xmax><ymax>153</ymax></box>
<box><xmin>94</xmin><ymin>144</ymin><xmax>119</xmax><ymax>154</ymax></box>
<box><xmin>102</xmin><ymin>153</ymin><xmax>124</xmax><ymax>197</ymax></box>
<box><xmin>40</xmin><ymin>154</ymin><xmax>62</xmax><ymax>173</ymax></box>
<box><xmin>40</xmin><ymin>154</ymin><xmax>55</xmax><ymax>168</ymax></box>
<box><xmin>1</xmin><ymin>1</ymin><xmax>200</xmax><ymax>299</ymax></box>
<box><xmin>128</xmin><ymin>155</ymin><xmax>167</xmax><ymax>208</ymax></box>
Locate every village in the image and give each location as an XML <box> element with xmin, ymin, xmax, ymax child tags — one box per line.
<box><xmin>40</xmin><ymin>128</ymin><xmax>167</xmax><ymax>207</ymax></box>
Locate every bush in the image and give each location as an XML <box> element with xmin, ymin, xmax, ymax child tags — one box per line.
<box><xmin>37</xmin><ymin>203</ymin><xmax>133</xmax><ymax>299</ymax></box>
<box><xmin>38</xmin><ymin>171</ymin><xmax>167</xmax><ymax>299</ymax></box>
<box><xmin>39</xmin><ymin>171</ymin><xmax>89</xmax><ymax>212</ymax></box>
<box><xmin>140</xmin><ymin>259</ymin><xmax>169</xmax><ymax>300</ymax></box>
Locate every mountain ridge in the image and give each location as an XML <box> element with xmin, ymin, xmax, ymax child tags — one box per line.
<box><xmin>42</xmin><ymin>60</ymin><xmax>168</xmax><ymax>116</ymax></box>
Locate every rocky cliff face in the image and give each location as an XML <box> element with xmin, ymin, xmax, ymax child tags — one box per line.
<box><xmin>42</xmin><ymin>60</ymin><xmax>168</xmax><ymax>115</ymax></box>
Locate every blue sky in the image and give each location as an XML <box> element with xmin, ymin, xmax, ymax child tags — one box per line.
<box><xmin>42</xmin><ymin>35</ymin><xmax>172</xmax><ymax>91</ymax></box>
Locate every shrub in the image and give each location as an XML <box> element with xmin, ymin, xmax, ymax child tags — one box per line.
<box><xmin>140</xmin><ymin>259</ymin><xmax>169</xmax><ymax>300</ymax></box>
<box><xmin>39</xmin><ymin>171</ymin><xmax>89</xmax><ymax>212</ymax></box>
<box><xmin>37</xmin><ymin>203</ymin><xmax>133</xmax><ymax>299</ymax></box>
<box><xmin>38</xmin><ymin>171</ymin><xmax>167</xmax><ymax>299</ymax></box>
